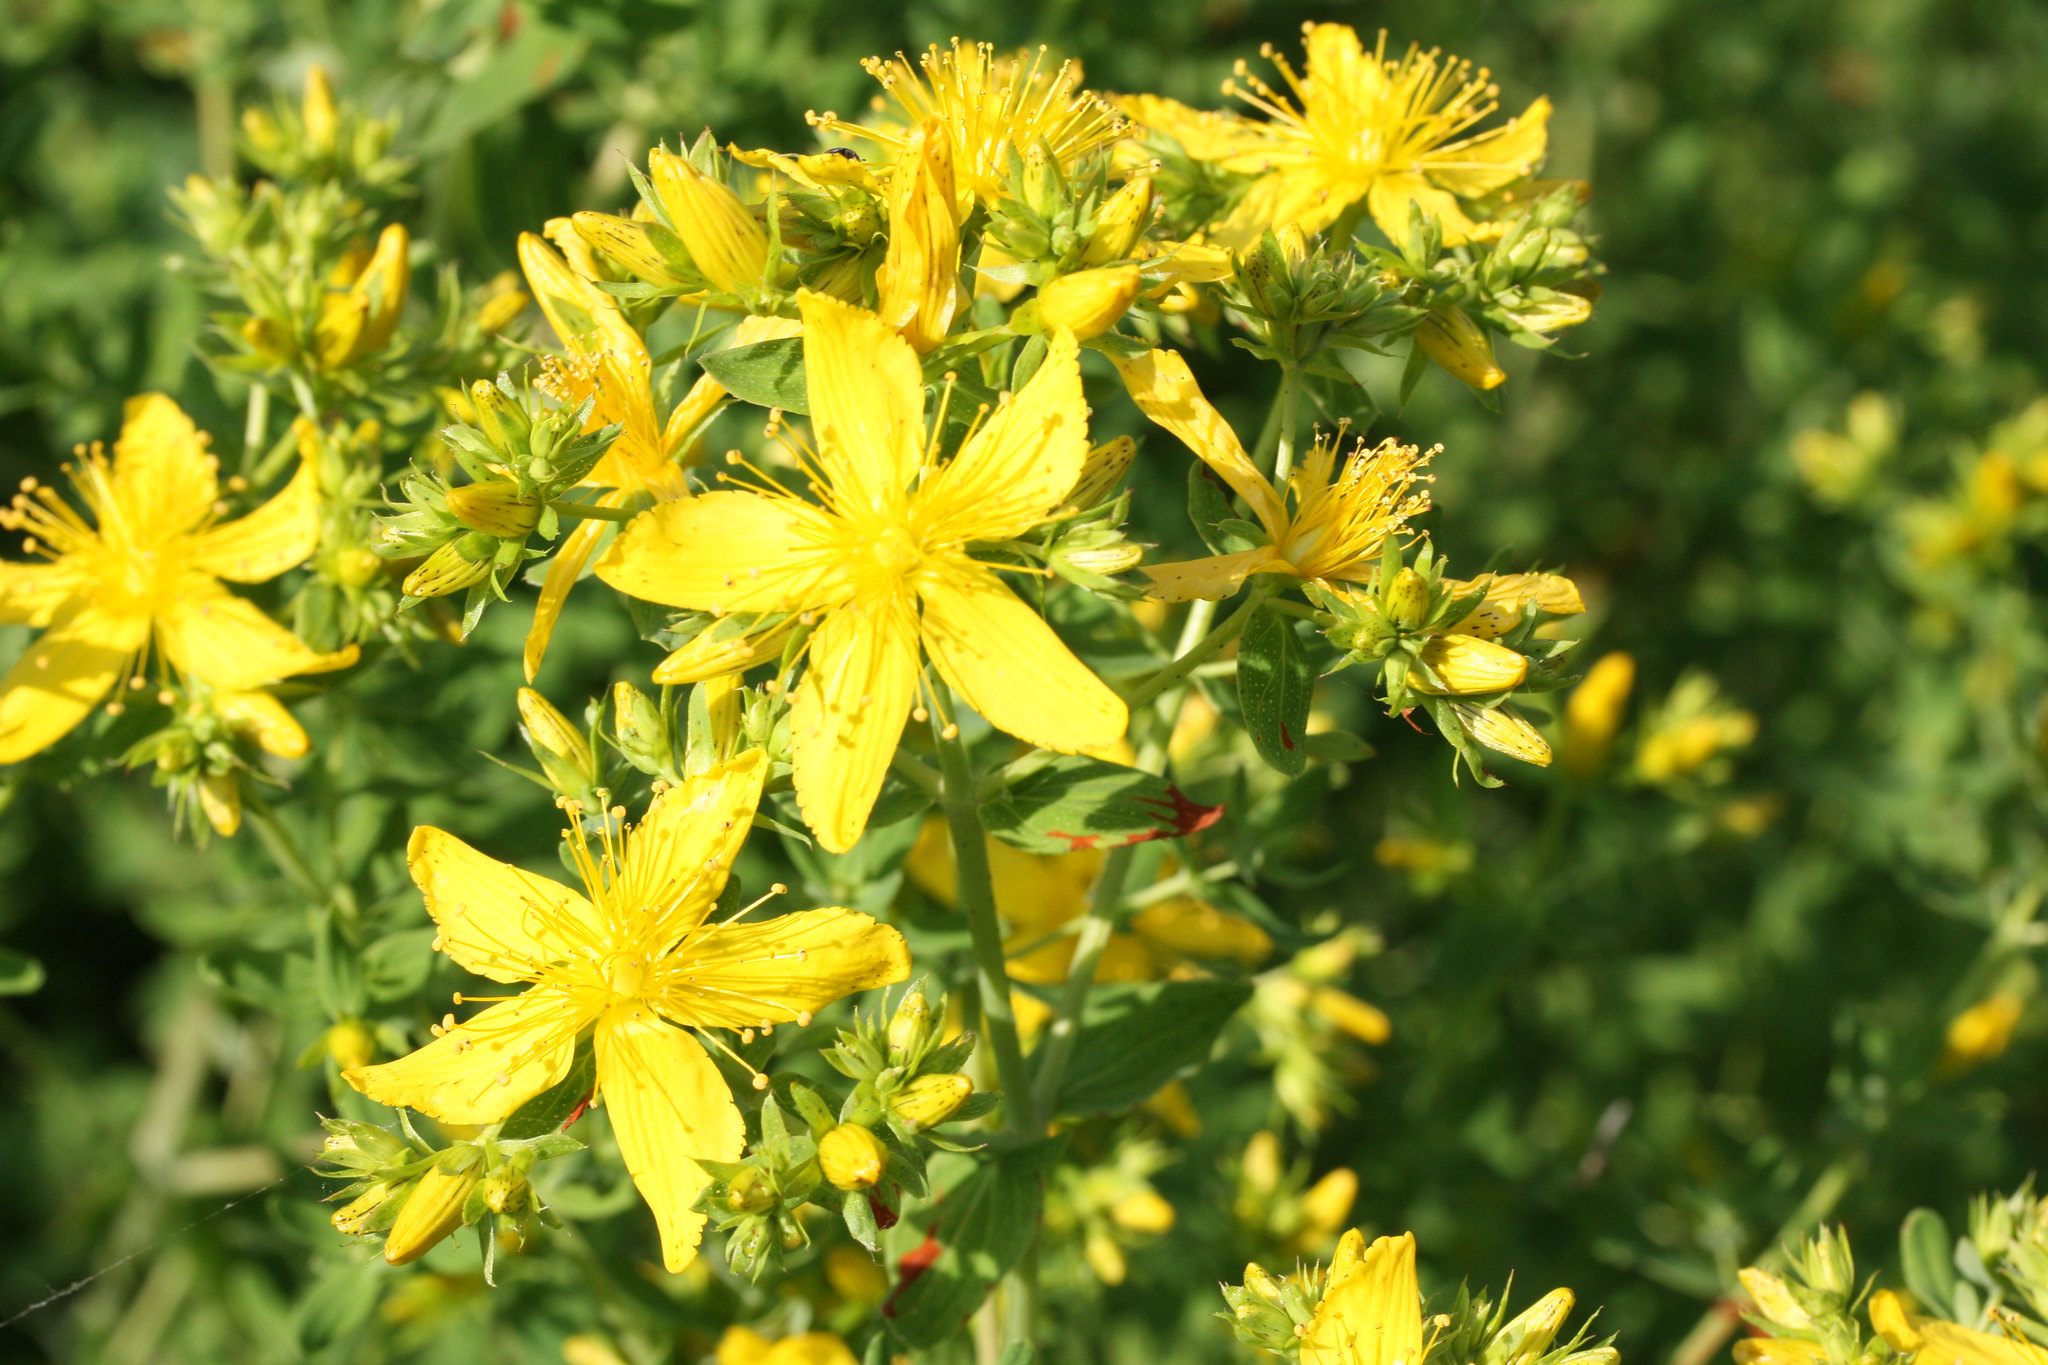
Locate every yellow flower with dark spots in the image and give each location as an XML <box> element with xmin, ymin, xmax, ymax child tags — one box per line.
<box><xmin>0</xmin><ymin>395</ymin><xmax>355</xmax><ymax>762</ymax></box>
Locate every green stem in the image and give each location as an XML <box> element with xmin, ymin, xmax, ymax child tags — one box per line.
<box><xmin>546</xmin><ymin>500</ymin><xmax>639</xmax><ymax>524</ymax></box>
<box><xmin>241</xmin><ymin>789</ymin><xmax>327</xmax><ymax>908</ymax></box>
<box><xmin>1270</xmin><ymin>367</ymin><xmax>1302</xmax><ymax>485</ymax></box>
<box><xmin>1120</xmin><ymin>578</ymin><xmax>1280</xmax><ymax>713</ymax></box>
<box><xmin>927</xmin><ymin>687</ymin><xmax>1037</xmax><ymax>1138</ymax></box>
<box><xmin>889</xmin><ymin>749</ymin><xmax>943</xmax><ymax>801</ymax></box>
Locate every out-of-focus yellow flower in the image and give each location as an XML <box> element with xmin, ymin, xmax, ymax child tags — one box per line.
<box><xmin>1562</xmin><ymin>651</ymin><xmax>1635</xmax><ymax>777</ymax></box>
<box><xmin>1114</xmin><ymin>348</ymin><xmax>1432</xmax><ymax>602</ymax></box>
<box><xmin>811</xmin><ymin>41</ymin><xmax>1127</xmax><ymax>213</ymax></box>
<box><xmin>1374</xmin><ymin>833</ymin><xmax>1474</xmax><ymax>892</ymax></box>
<box><xmin>1213</xmin><ymin>25</ymin><xmax>1551</xmax><ymax>249</ymax></box>
<box><xmin>315</xmin><ymin>223</ymin><xmax>409</xmax><ymax>370</ymax></box>
<box><xmin>1114</xmin><ymin>93</ymin><xmax>1263</xmax><ymax>163</ymax></box>
<box><xmin>0</xmin><ymin>395</ymin><xmax>355</xmax><ymax>763</ymax></box>
<box><xmin>1866</xmin><ymin>1288</ymin><xmax>2048</xmax><ymax>1365</ymax></box>
<box><xmin>344</xmin><ymin>751</ymin><xmax>910</xmax><ymax>1272</ymax></box>
<box><xmin>1634</xmin><ymin>673</ymin><xmax>1754</xmax><ymax>785</ymax></box>
<box><xmin>1942</xmin><ymin>992</ymin><xmax>2025</xmax><ymax>1072</ymax></box>
<box><xmin>824</xmin><ymin>1243</ymin><xmax>889</xmax><ymax>1304</ymax></box>
<box><xmin>561</xmin><ymin>1336</ymin><xmax>634</xmax><ymax>1365</ymax></box>
<box><xmin>596</xmin><ymin>293</ymin><xmax>1125</xmax><ymax>852</ymax></box>
<box><xmin>716</xmin><ymin>1325</ymin><xmax>859</xmax><ymax>1365</ymax></box>
<box><xmin>1791</xmin><ymin>392</ymin><xmax>1895</xmax><ymax>505</ymax></box>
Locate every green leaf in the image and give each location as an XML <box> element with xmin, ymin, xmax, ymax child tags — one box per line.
<box><xmin>1188</xmin><ymin>461</ymin><xmax>1260</xmax><ymax>555</ymax></box>
<box><xmin>843</xmin><ymin>1186</ymin><xmax>881</xmax><ymax>1253</ymax></box>
<box><xmin>982</xmin><ymin>753</ymin><xmax>1222</xmax><ymax>855</ymax></box>
<box><xmin>1238</xmin><ymin>608</ymin><xmax>1314</xmax><ymax>776</ymax></box>
<box><xmin>359</xmin><ymin>928</ymin><xmax>437</xmax><ymax>1003</ymax></box>
<box><xmin>885</xmin><ymin>1141</ymin><xmax>1064</xmax><ymax>1348</ymax></box>
<box><xmin>0</xmin><ymin>947</ymin><xmax>45</xmax><ymax>996</ymax></box>
<box><xmin>499</xmin><ymin>1042</ymin><xmax>596</xmax><ymax>1141</ymax></box>
<box><xmin>698</xmin><ymin>337</ymin><xmax>809</xmax><ymax>413</ymax></box>
<box><xmin>1046</xmin><ymin>979</ymin><xmax>1253</xmax><ymax>1115</ymax></box>
<box><xmin>1303</xmin><ymin>729</ymin><xmax>1376</xmax><ymax>762</ymax></box>
<box><xmin>1900</xmin><ymin>1208</ymin><xmax>1957</xmax><ymax>1316</ymax></box>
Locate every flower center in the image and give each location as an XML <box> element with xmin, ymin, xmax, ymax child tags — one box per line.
<box><xmin>601</xmin><ymin>951</ymin><xmax>648</xmax><ymax>1003</ymax></box>
<box><xmin>868</xmin><ymin>524</ymin><xmax>922</xmax><ymax>577</ymax></box>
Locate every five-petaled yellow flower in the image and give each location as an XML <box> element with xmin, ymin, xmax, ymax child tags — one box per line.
<box><xmin>0</xmin><ymin>395</ymin><xmax>355</xmax><ymax>763</ymax></box>
<box><xmin>344</xmin><ymin>748</ymin><xmax>911</xmax><ymax>1271</ymax></box>
<box><xmin>516</xmin><ymin>231</ymin><xmax>800</xmax><ymax>680</ymax></box>
<box><xmin>597</xmin><ymin>291</ymin><xmax>1128</xmax><ymax>853</ymax></box>
<box><xmin>1214</xmin><ymin>23</ymin><xmax>1551</xmax><ymax>249</ymax></box>
<box><xmin>810</xmin><ymin>40</ymin><xmax>1127</xmax><ymax>213</ymax></box>
<box><xmin>1113</xmin><ymin>348</ymin><xmax>1432</xmax><ymax>601</ymax></box>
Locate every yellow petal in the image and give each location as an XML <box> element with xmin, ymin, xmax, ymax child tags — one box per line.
<box><xmin>111</xmin><ymin>394</ymin><xmax>217</xmax><ymax>536</ymax></box>
<box><xmin>407</xmin><ymin>825</ymin><xmax>603</xmax><ymax>984</ymax></box>
<box><xmin>0</xmin><ymin>605</ymin><xmax>146</xmax><ymax>763</ymax></box>
<box><xmin>1209</xmin><ymin>167</ymin><xmax>1361</xmax><ymax>250</ymax></box>
<box><xmin>796</xmin><ymin>290</ymin><xmax>923</xmax><ymax>520</ymax></box>
<box><xmin>875</xmin><ymin>119</ymin><xmax>963</xmax><ymax>354</ymax></box>
<box><xmin>1426</xmin><ymin>97</ymin><xmax>1552</xmax><ymax>197</ymax></box>
<box><xmin>214</xmin><ymin>689</ymin><xmax>309</xmax><ymax>759</ymax></box>
<box><xmin>1916</xmin><ymin>1323</ymin><xmax>2048</xmax><ymax>1365</ymax></box>
<box><xmin>671</xmin><ymin>906</ymin><xmax>911</xmax><ymax>1029</ymax></box>
<box><xmin>1445</xmin><ymin>571</ymin><xmax>1585</xmax><ymax>638</ymax></box>
<box><xmin>344</xmin><ymin>987</ymin><xmax>585</xmax><ymax>1125</ymax></box>
<box><xmin>0</xmin><ymin>562</ymin><xmax>75</xmax><ymax>628</ymax></box>
<box><xmin>517</xmin><ymin>232</ymin><xmax>648</xmax><ymax>365</ymax></box>
<box><xmin>918</xmin><ymin>560</ymin><xmax>1126</xmax><ymax>754</ymax></box>
<box><xmin>185</xmin><ymin>456</ymin><xmax>322</xmax><ymax>582</ymax></box>
<box><xmin>619</xmin><ymin>748</ymin><xmax>766</xmax><ymax>937</ymax></box>
<box><xmin>652</xmin><ymin>616</ymin><xmax>798</xmax><ymax>686</ymax></box>
<box><xmin>1368</xmin><ymin>174</ymin><xmax>1486</xmax><ymax>249</ymax></box>
<box><xmin>524</xmin><ymin>504</ymin><xmax>613</xmax><ymax>682</ymax></box>
<box><xmin>915</xmin><ymin>329</ymin><xmax>1088</xmax><ymax>544</ymax></box>
<box><xmin>156</xmin><ymin>579</ymin><xmax>357</xmax><ymax>689</ymax></box>
<box><xmin>1450</xmin><ymin>702</ymin><xmax>1553</xmax><ymax>766</ymax></box>
<box><xmin>647</xmin><ymin>149</ymin><xmax>769</xmax><ymax>295</ymax></box>
<box><xmin>1411</xmin><ymin>635</ymin><xmax>1528</xmax><ymax>695</ymax></box>
<box><xmin>790</xmin><ymin>592</ymin><xmax>920</xmax><ymax>854</ymax></box>
<box><xmin>1109</xmin><ymin>349</ymin><xmax>1286</xmax><ymax>538</ymax></box>
<box><xmin>1140</xmin><ymin>547</ymin><xmax>1286</xmax><ymax>603</ymax></box>
<box><xmin>1733</xmin><ymin>1341</ymin><xmax>1828</xmax><ymax>1365</ymax></box>
<box><xmin>351</xmin><ymin>222</ymin><xmax>410</xmax><ymax>354</ymax></box>
<box><xmin>595</xmin><ymin>492</ymin><xmax>850</xmax><ymax>615</ymax></box>
<box><xmin>716</xmin><ymin>1327</ymin><xmax>775</xmax><ymax>1365</ymax></box>
<box><xmin>594</xmin><ymin>1012</ymin><xmax>744</xmax><ymax>1273</ymax></box>
<box><xmin>1303</xmin><ymin>1231</ymin><xmax>1422</xmax><ymax>1365</ymax></box>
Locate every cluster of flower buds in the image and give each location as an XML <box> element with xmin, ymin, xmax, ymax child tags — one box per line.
<box><xmin>1219</xmin><ymin>1255</ymin><xmax>1341</xmax><ymax>1356</ymax></box>
<box><xmin>692</xmin><ymin>1093</ymin><xmax>828</xmax><ymax>1281</ymax></box>
<box><xmin>824</xmin><ymin>984</ymin><xmax>987</xmax><ymax>1143</ymax></box>
<box><xmin>1312</xmin><ymin>541</ymin><xmax>1582</xmax><ymax>783</ymax></box>
<box><xmin>1036</xmin><ymin>437</ymin><xmax>1145</xmax><ymax>593</ymax></box>
<box><xmin>1436</xmin><ymin>1281</ymin><xmax>1616</xmax><ymax>1365</ymax></box>
<box><xmin>319</xmin><ymin>1112</ymin><xmax>581</xmax><ymax>1280</ymax></box>
<box><xmin>238</xmin><ymin>66</ymin><xmax>410</xmax><ymax>197</ymax></box>
<box><xmin>575</xmin><ymin>134</ymin><xmax>788</xmax><ymax>314</ymax></box>
<box><xmin>1224</xmin><ymin>226</ymin><xmax>1404</xmax><ymax>379</ymax></box>
<box><xmin>119</xmin><ymin>681</ymin><xmax>321</xmax><ymax>842</ymax></box>
<box><xmin>1735</xmin><ymin>1227</ymin><xmax>1868</xmax><ymax>1365</ymax></box>
<box><xmin>1045</xmin><ymin>1139</ymin><xmax>1178</xmax><ymax>1286</ymax></box>
<box><xmin>374</xmin><ymin>374</ymin><xmax>618</xmax><ymax>633</ymax></box>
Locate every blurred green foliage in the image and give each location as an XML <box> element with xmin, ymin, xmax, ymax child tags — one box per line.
<box><xmin>3</xmin><ymin>0</ymin><xmax>2047</xmax><ymax>1362</ymax></box>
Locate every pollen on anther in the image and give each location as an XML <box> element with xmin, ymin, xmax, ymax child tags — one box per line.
<box><xmin>796</xmin><ymin>1010</ymin><xmax>813</xmax><ymax>1027</ymax></box>
<box><xmin>750</xmin><ymin>1073</ymin><xmax>770</xmax><ymax>1090</ymax></box>
<box><xmin>741</xmin><ymin>1028</ymin><xmax>756</xmax><ymax>1043</ymax></box>
<box><xmin>155</xmin><ymin>690</ymin><xmax>175</xmax><ymax>706</ymax></box>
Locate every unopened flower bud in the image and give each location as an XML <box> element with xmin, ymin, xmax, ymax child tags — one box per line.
<box><xmin>1483</xmin><ymin>1288</ymin><xmax>1576</xmax><ymax>1365</ymax></box>
<box><xmin>891</xmin><ymin>1073</ymin><xmax>973</xmax><ymax>1131</ymax></box>
<box><xmin>196</xmin><ymin>769</ymin><xmax>241</xmax><ymax>837</ymax></box>
<box><xmin>481</xmin><ymin>1163</ymin><xmax>531</xmax><ymax>1216</ymax></box>
<box><xmin>1738</xmin><ymin>1268</ymin><xmax>1813</xmax><ymax>1331</ymax></box>
<box><xmin>1412</xmin><ymin>635</ymin><xmax>1529</xmax><ymax>696</ymax></box>
<box><xmin>331</xmin><ymin>1182</ymin><xmax>401</xmax><ymax>1236</ymax></box>
<box><xmin>611</xmin><ymin>681</ymin><xmax>671</xmax><ymax>776</ymax></box>
<box><xmin>1417</xmin><ymin>308</ymin><xmax>1506</xmax><ymax>391</ymax></box>
<box><xmin>1562</xmin><ymin>652</ymin><xmax>1634</xmax><ymax>778</ymax></box>
<box><xmin>1081</xmin><ymin>177</ymin><xmax>1154</xmax><ymax>267</ymax></box>
<box><xmin>518</xmin><ymin>687</ymin><xmax>597</xmax><ymax>793</ymax></box>
<box><xmin>647</xmin><ymin>149</ymin><xmax>768</xmax><ymax>295</ymax></box>
<box><xmin>1109</xmin><ymin>1189</ymin><xmax>1176</xmax><ymax>1236</ymax></box>
<box><xmin>1384</xmin><ymin>567</ymin><xmax>1431</xmax><ymax>630</ymax></box>
<box><xmin>1036</xmin><ymin>265</ymin><xmax>1142</xmax><ymax>340</ymax></box>
<box><xmin>325</xmin><ymin>1018</ymin><xmax>376</xmax><ymax>1072</ymax></box>
<box><xmin>1067</xmin><ymin>436</ymin><xmax>1136</xmax><ymax>510</ymax></box>
<box><xmin>446</xmin><ymin>481</ymin><xmax>541</xmax><ymax>537</ymax></box>
<box><xmin>725</xmin><ymin>1166</ymin><xmax>777</xmax><ymax>1213</ymax></box>
<box><xmin>383</xmin><ymin>1153</ymin><xmax>483</xmax><ymax>1265</ymax></box>
<box><xmin>402</xmin><ymin>538</ymin><xmax>493</xmax><ymax>598</ymax></box>
<box><xmin>886</xmin><ymin>988</ymin><xmax>931</xmax><ymax>1059</ymax></box>
<box><xmin>819</xmin><ymin>1123</ymin><xmax>887</xmax><ymax>1191</ymax></box>
<box><xmin>1943</xmin><ymin>992</ymin><xmax>2025</xmax><ymax>1071</ymax></box>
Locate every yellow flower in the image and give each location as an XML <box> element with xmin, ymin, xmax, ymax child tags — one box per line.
<box><xmin>1942</xmin><ymin>992</ymin><xmax>2025</xmax><ymax>1071</ymax></box>
<box><xmin>875</xmin><ymin>118</ymin><xmax>964</xmax><ymax>353</ymax></box>
<box><xmin>0</xmin><ymin>395</ymin><xmax>354</xmax><ymax>762</ymax></box>
<box><xmin>1634</xmin><ymin>673</ymin><xmax>1755</xmax><ymax>785</ymax></box>
<box><xmin>1112</xmin><ymin>348</ymin><xmax>1431</xmax><ymax>602</ymax></box>
<box><xmin>1867</xmin><ymin>1290</ymin><xmax>2048</xmax><ymax>1365</ymax></box>
<box><xmin>516</xmin><ymin>230</ymin><xmax>801</xmax><ymax>679</ymax></box>
<box><xmin>715</xmin><ymin>1325</ymin><xmax>859</xmax><ymax>1365</ymax></box>
<box><xmin>316</xmin><ymin>223</ymin><xmax>410</xmax><ymax>369</ymax></box>
<box><xmin>1115</xmin><ymin>93</ymin><xmax>1264</xmax><ymax>164</ymax></box>
<box><xmin>810</xmin><ymin>41</ymin><xmax>1126</xmax><ymax>213</ymax></box>
<box><xmin>1562</xmin><ymin>652</ymin><xmax>1634</xmax><ymax>777</ymax></box>
<box><xmin>342</xmin><ymin>749</ymin><xmax>912</xmax><ymax>1271</ymax></box>
<box><xmin>1302</xmin><ymin>1229</ymin><xmax>1426</xmax><ymax>1365</ymax></box>
<box><xmin>595</xmin><ymin>291</ymin><xmax>1126</xmax><ymax>852</ymax></box>
<box><xmin>1214</xmin><ymin>24</ymin><xmax>1552</xmax><ymax>249</ymax></box>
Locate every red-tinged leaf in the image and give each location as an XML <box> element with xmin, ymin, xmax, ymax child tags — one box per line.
<box><xmin>985</xmin><ymin>754</ymin><xmax>1223</xmax><ymax>855</ymax></box>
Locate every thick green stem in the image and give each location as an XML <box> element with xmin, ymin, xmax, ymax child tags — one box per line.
<box><xmin>928</xmin><ymin>688</ymin><xmax>1038</xmax><ymax>1139</ymax></box>
<box><xmin>1270</xmin><ymin>367</ymin><xmax>1302</xmax><ymax>485</ymax></box>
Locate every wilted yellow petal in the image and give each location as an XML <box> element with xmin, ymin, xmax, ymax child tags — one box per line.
<box><xmin>526</xmin><ymin>511</ymin><xmax>613</xmax><ymax>682</ymax></box>
<box><xmin>875</xmin><ymin>118</ymin><xmax>962</xmax><ymax>353</ymax></box>
<box><xmin>918</xmin><ymin>560</ymin><xmax>1126</xmax><ymax>756</ymax></box>
<box><xmin>1110</xmin><ymin>348</ymin><xmax>1286</xmax><ymax>538</ymax></box>
<box><xmin>790</xmin><ymin>591</ymin><xmax>921</xmax><ymax>854</ymax></box>
<box><xmin>1445</xmin><ymin>572</ymin><xmax>1585</xmax><ymax>638</ymax></box>
<box><xmin>1450</xmin><ymin>702</ymin><xmax>1552</xmax><ymax>766</ymax></box>
<box><xmin>215</xmin><ymin>688</ymin><xmax>310</xmax><ymax>759</ymax></box>
<box><xmin>593</xmin><ymin>1012</ymin><xmax>744</xmax><ymax>1273</ymax></box>
<box><xmin>1140</xmin><ymin>547</ymin><xmax>1286</xmax><ymax>603</ymax></box>
<box><xmin>406</xmin><ymin>825</ymin><xmax>603</xmax><ymax>984</ymax></box>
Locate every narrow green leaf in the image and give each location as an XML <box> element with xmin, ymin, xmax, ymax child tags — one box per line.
<box><xmin>885</xmin><ymin>1140</ymin><xmax>1064</xmax><ymax>1348</ymax></box>
<box><xmin>1238</xmin><ymin>608</ymin><xmax>1314</xmax><ymax>776</ymax></box>
<box><xmin>1899</xmin><ymin>1208</ymin><xmax>1956</xmax><ymax>1315</ymax></box>
<box><xmin>1047</xmin><ymin>979</ymin><xmax>1253</xmax><ymax>1115</ymax></box>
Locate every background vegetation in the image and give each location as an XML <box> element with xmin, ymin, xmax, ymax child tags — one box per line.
<box><xmin>3</xmin><ymin>0</ymin><xmax>2046</xmax><ymax>1361</ymax></box>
